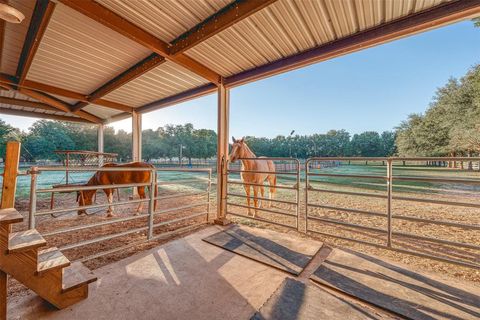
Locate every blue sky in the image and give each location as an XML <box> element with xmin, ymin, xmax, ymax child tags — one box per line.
<box><xmin>3</xmin><ymin>20</ymin><xmax>479</xmax><ymax>138</ymax></box>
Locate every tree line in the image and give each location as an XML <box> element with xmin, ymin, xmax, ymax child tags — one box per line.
<box><xmin>0</xmin><ymin>119</ymin><xmax>396</xmax><ymax>162</ymax></box>
<box><xmin>395</xmin><ymin>64</ymin><xmax>480</xmax><ymax>157</ymax></box>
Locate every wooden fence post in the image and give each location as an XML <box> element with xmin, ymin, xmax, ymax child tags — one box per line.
<box><xmin>0</xmin><ymin>141</ymin><xmax>21</xmax><ymax>320</ymax></box>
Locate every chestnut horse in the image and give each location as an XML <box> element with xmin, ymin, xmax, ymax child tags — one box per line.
<box><xmin>229</xmin><ymin>137</ymin><xmax>276</xmax><ymax>217</ymax></box>
<box><xmin>77</xmin><ymin>162</ymin><xmax>157</xmax><ymax>217</ymax></box>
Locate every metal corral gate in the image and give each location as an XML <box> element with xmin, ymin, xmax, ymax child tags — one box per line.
<box><xmin>28</xmin><ymin>166</ymin><xmax>212</xmax><ymax>262</ymax></box>
<box><xmin>305</xmin><ymin>157</ymin><xmax>480</xmax><ymax>270</ymax></box>
<box><xmin>226</xmin><ymin>158</ymin><xmax>301</xmax><ymax>230</ymax></box>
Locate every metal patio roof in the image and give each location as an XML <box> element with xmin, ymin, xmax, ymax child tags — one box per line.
<box><xmin>0</xmin><ymin>0</ymin><xmax>479</xmax><ymax>124</ymax></box>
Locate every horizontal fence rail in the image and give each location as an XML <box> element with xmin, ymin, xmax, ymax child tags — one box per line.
<box><xmin>28</xmin><ymin>166</ymin><xmax>212</xmax><ymax>262</ymax></box>
<box><xmin>226</xmin><ymin>157</ymin><xmax>301</xmax><ymax>230</ymax></box>
<box><xmin>305</xmin><ymin>157</ymin><xmax>480</xmax><ymax>270</ymax></box>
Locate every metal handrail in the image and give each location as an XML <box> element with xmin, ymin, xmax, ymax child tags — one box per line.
<box><xmin>28</xmin><ymin>166</ymin><xmax>212</xmax><ymax>262</ymax></box>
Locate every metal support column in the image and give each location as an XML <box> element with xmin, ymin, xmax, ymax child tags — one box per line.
<box><xmin>98</xmin><ymin>123</ymin><xmax>104</xmax><ymax>167</ymax></box>
<box><xmin>387</xmin><ymin>159</ymin><xmax>393</xmax><ymax>247</ymax></box>
<box><xmin>214</xmin><ymin>81</ymin><xmax>230</xmax><ymax>225</ymax></box>
<box><xmin>132</xmin><ymin>111</ymin><xmax>142</xmax><ymax>162</ymax></box>
<box><xmin>132</xmin><ymin>111</ymin><xmax>142</xmax><ymax>197</ymax></box>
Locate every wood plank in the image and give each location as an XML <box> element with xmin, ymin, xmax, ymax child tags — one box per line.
<box><xmin>37</xmin><ymin>247</ymin><xmax>70</xmax><ymax>276</ymax></box>
<box><xmin>1</xmin><ymin>142</ymin><xmax>20</xmax><ymax>209</ymax></box>
<box><xmin>0</xmin><ymin>208</ymin><xmax>23</xmax><ymax>226</ymax></box>
<box><xmin>16</xmin><ymin>0</ymin><xmax>55</xmax><ymax>86</ymax></box>
<box><xmin>225</xmin><ymin>0</ymin><xmax>480</xmax><ymax>88</ymax></box>
<box><xmin>59</xmin><ymin>0</ymin><xmax>220</xmax><ymax>84</ymax></box>
<box><xmin>62</xmin><ymin>262</ymin><xmax>97</xmax><ymax>293</ymax></box>
<box><xmin>310</xmin><ymin>248</ymin><xmax>480</xmax><ymax>320</ymax></box>
<box><xmin>8</xmin><ymin>229</ymin><xmax>46</xmax><ymax>254</ymax></box>
<box><xmin>170</xmin><ymin>0</ymin><xmax>277</xmax><ymax>55</ymax></box>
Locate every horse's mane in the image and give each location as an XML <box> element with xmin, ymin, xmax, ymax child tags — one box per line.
<box><xmin>242</xmin><ymin>142</ymin><xmax>256</xmax><ymax>158</ymax></box>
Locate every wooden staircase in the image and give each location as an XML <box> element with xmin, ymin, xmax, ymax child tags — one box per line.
<box><xmin>0</xmin><ymin>207</ymin><xmax>97</xmax><ymax>309</ymax></box>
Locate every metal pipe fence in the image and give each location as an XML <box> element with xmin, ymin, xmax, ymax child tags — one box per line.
<box><xmin>305</xmin><ymin>157</ymin><xmax>480</xmax><ymax>270</ymax></box>
<box><xmin>28</xmin><ymin>166</ymin><xmax>212</xmax><ymax>262</ymax></box>
<box><xmin>225</xmin><ymin>157</ymin><xmax>301</xmax><ymax>230</ymax></box>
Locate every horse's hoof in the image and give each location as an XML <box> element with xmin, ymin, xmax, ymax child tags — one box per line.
<box><xmin>133</xmin><ymin>212</ymin><xmax>139</xmax><ymax>216</ymax></box>
<box><xmin>107</xmin><ymin>212</ymin><xmax>114</xmax><ymax>218</ymax></box>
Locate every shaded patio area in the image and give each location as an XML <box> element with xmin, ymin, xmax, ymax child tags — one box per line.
<box><xmin>8</xmin><ymin>224</ymin><xmax>479</xmax><ymax>320</ymax></box>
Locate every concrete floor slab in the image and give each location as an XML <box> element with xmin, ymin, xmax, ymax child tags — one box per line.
<box><xmin>8</xmin><ymin>226</ymin><xmax>288</xmax><ymax>320</ymax></box>
<box><xmin>310</xmin><ymin>248</ymin><xmax>480</xmax><ymax>320</ymax></box>
<box><xmin>252</xmin><ymin>278</ymin><xmax>397</xmax><ymax>320</ymax></box>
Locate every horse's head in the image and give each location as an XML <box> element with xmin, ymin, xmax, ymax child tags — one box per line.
<box><xmin>229</xmin><ymin>137</ymin><xmax>246</xmax><ymax>163</ymax></box>
<box><xmin>77</xmin><ymin>188</ymin><xmax>96</xmax><ymax>215</ymax></box>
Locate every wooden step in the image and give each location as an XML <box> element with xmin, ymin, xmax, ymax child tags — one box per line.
<box><xmin>37</xmin><ymin>247</ymin><xmax>70</xmax><ymax>276</ymax></box>
<box><xmin>0</xmin><ymin>208</ymin><xmax>23</xmax><ymax>225</ymax></box>
<box><xmin>8</xmin><ymin>229</ymin><xmax>46</xmax><ymax>254</ymax></box>
<box><xmin>62</xmin><ymin>262</ymin><xmax>97</xmax><ymax>293</ymax></box>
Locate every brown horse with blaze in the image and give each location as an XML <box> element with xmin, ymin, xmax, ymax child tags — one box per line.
<box><xmin>77</xmin><ymin>162</ymin><xmax>157</xmax><ymax>217</ymax></box>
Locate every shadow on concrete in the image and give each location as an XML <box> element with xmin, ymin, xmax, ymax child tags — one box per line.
<box><xmin>311</xmin><ymin>248</ymin><xmax>480</xmax><ymax>320</ymax></box>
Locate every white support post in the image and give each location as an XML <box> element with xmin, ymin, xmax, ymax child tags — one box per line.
<box><xmin>214</xmin><ymin>81</ymin><xmax>231</xmax><ymax>225</ymax></box>
<box><xmin>132</xmin><ymin>111</ymin><xmax>142</xmax><ymax>162</ymax></box>
<box><xmin>132</xmin><ymin>111</ymin><xmax>142</xmax><ymax>197</ymax></box>
<box><xmin>97</xmin><ymin>123</ymin><xmax>104</xmax><ymax>167</ymax></box>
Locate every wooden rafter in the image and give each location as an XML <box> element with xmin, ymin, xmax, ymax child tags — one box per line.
<box><xmin>225</xmin><ymin>0</ymin><xmax>480</xmax><ymax>88</ymax></box>
<box><xmin>18</xmin><ymin>88</ymin><xmax>102</xmax><ymax>123</ymax></box>
<box><xmin>137</xmin><ymin>83</ymin><xmax>217</xmax><ymax>114</ymax></box>
<box><xmin>59</xmin><ymin>0</ymin><xmax>221</xmax><ymax>84</ymax></box>
<box><xmin>71</xmin><ymin>53</ymin><xmax>165</xmax><ymax>112</ymax></box>
<box><xmin>169</xmin><ymin>0</ymin><xmax>277</xmax><ymax>55</ymax></box>
<box><xmin>0</xmin><ymin>107</ymin><xmax>91</xmax><ymax>123</ymax></box>
<box><xmin>0</xmin><ymin>96</ymin><xmax>60</xmax><ymax>112</ymax></box>
<box><xmin>0</xmin><ymin>74</ymin><xmax>133</xmax><ymax>113</ymax></box>
<box><xmin>16</xmin><ymin>0</ymin><xmax>55</xmax><ymax>86</ymax></box>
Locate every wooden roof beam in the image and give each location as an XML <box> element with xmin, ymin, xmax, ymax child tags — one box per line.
<box><xmin>0</xmin><ymin>96</ymin><xmax>61</xmax><ymax>113</ymax></box>
<box><xmin>18</xmin><ymin>88</ymin><xmax>102</xmax><ymax>123</ymax></box>
<box><xmin>16</xmin><ymin>0</ymin><xmax>55</xmax><ymax>86</ymax></box>
<box><xmin>169</xmin><ymin>0</ymin><xmax>277</xmax><ymax>55</ymax></box>
<box><xmin>0</xmin><ymin>74</ymin><xmax>132</xmax><ymax>113</ymax></box>
<box><xmin>0</xmin><ymin>107</ymin><xmax>92</xmax><ymax>124</ymax></box>
<box><xmin>71</xmin><ymin>53</ymin><xmax>165</xmax><ymax>112</ymax></box>
<box><xmin>225</xmin><ymin>0</ymin><xmax>480</xmax><ymax>88</ymax></box>
<box><xmin>59</xmin><ymin>0</ymin><xmax>221</xmax><ymax>84</ymax></box>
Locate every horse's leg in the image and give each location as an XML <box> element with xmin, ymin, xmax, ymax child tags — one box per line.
<box><xmin>268</xmin><ymin>175</ymin><xmax>276</xmax><ymax>208</ymax></box>
<box><xmin>259</xmin><ymin>185</ymin><xmax>265</xmax><ymax>208</ymax></box>
<box><xmin>243</xmin><ymin>184</ymin><xmax>252</xmax><ymax>216</ymax></box>
<box><xmin>106</xmin><ymin>189</ymin><xmax>114</xmax><ymax>217</ymax></box>
<box><xmin>253</xmin><ymin>186</ymin><xmax>259</xmax><ymax>218</ymax></box>
<box><xmin>135</xmin><ymin>186</ymin><xmax>145</xmax><ymax>215</ymax></box>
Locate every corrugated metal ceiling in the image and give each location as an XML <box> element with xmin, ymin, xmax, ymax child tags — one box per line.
<box><xmin>26</xmin><ymin>3</ymin><xmax>152</xmax><ymax>95</ymax></box>
<box><xmin>0</xmin><ymin>0</ymin><xmax>462</xmax><ymax>122</ymax></box>
<box><xmin>0</xmin><ymin>90</ymin><xmax>71</xmax><ymax>116</ymax></box>
<box><xmin>185</xmin><ymin>0</ymin><xmax>452</xmax><ymax>77</ymax></box>
<box><xmin>102</xmin><ymin>61</ymin><xmax>210</xmax><ymax>108</ymax></box>
<box><xmin>96</xmin><ymin>0</ymin><xmax>234</xmax><ymax>43</ymax></box>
